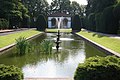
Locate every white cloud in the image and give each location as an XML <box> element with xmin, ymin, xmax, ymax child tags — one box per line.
<box><xmin>47</xmin><ymin>0</ymin><xmax>88</xmax><ymax>5</ymax></box>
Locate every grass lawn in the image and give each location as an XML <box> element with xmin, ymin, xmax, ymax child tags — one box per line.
<box><xmin>46</xmin><ymin>28</ymin><xmax>72</xmax><ymax>32</ymax></box>
<box><xmin>0</xmin><ymin>29</ymin><xmax>41</xmax><ymax>48</ymax></box>
<box><xmin>77</xmin><ymin>30</ymin><xmax>120</xmax><ymax>53</ymax></box>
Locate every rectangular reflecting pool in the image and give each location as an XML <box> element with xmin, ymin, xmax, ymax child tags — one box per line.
<box><xmin>0</xmin><ymin>33</ymin><xmax>107</xmax><ymax>78</ymax></box>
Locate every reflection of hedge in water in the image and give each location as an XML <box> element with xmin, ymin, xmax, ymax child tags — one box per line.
<box><xmin>84</xmin><ymin>43</ymin><xmax>106</xmax><ymax>58</ymax></box>
<box><xmin>0</xmin><ymin>41</ymin><xmax>71</xmax><ymax>68</ymax></box>
<box><xmin>0</xmin><ymin>48</ymin><xmax>70</xmax><ymax>68</ymax></box>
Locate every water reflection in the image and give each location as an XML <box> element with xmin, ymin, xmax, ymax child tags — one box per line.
<box><xmin>0</xmin><ymin>33</ymin><xmax>107</xmax><ymax>78</ymax></box>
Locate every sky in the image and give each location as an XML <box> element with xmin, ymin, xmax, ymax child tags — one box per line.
<box><xmin>47</xmin><ymin>0</ymin><xmax>88</xmax><ymax>5</ymax></box>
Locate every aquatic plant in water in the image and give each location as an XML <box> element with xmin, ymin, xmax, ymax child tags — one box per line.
<box><xmin>16</xmin><ymin>37</ymin><xmax>30</xmax><ymax>55</ymax></box>
<box><xmin>40</xmin><ymin>40</ymin><xmax>53</xmax><ymax>54</ymax></box>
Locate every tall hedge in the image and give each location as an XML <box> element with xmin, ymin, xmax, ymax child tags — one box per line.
<box><xmin>83</xmin><ymin>17</ymin><xmax>89</xmax><ymax>30</ymax></box>
<box><xmin>0</xmin><ymin>64</ymin><xmax>23</xmax><ymax>80</ymax></box>
<box><xmin>36</xmin><ymin>14</ymin><xmax>47</xmax><ymax>31</ymax></box>
<box><xmin>88</xmin><ymin>13</ymin><xmax>96</xmax><ymax>31</ymax></box>
<box><xmin>102</xmin><ymin>6</ymin><xmax>119</xmax><ymax>34</ymax></box>
<box><xmin>74</xmin><ymin>56</ymin><xmax>120</xmax><ymax>80</ymax></box>
<box><xmin>95</xmin><ymin>13</ymin><xmax>106</xmax><ymax>33</ymax></box>
<box><xmin>72</xmin><ymin>15</ymin><xmax>81</xmax><ymax>32</ymax></box>
<box><xmin>0</xmin><ymin>18</ymin><xmax>9</xmax><ymax>29</ymax></box>
<box><xmin>113</xmin><ymin>3</ymin><xmax>120</xmax><ymax>20</ymax></box>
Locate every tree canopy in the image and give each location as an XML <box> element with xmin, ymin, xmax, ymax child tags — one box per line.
<box><xmin>0</xmin><ymin>0</ymin><xmax>29</xmax><ymax>28</ymax></box>
<box><xmin>84</xmin><ymin>0</ymin><xmax>120</xmax><ymax>34</ymax></box>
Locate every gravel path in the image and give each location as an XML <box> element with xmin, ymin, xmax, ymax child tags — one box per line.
<box><xmin>0</xmin><ymin>28</ymin><xmax>34</xmax><ymax>36</ymax></box>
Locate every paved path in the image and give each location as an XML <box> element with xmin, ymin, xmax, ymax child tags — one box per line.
<box><xmin>24</xmin><ymin>78</ymin><xmax>73</xmax><ymax>80</ymax></box>
<box><xmin>95</xmin><ymin>32</ymin><xmax>120</xmax><ymax>39</ymax></box>
<box><xmin>84</xmin><ymin>29</ymin><xmax>120</xmax><ymax>39</ymax></box>
<box><xmin>0</xmin><ymin>28</ymin><xmax>33</xmax><ymax>36</ymax></box>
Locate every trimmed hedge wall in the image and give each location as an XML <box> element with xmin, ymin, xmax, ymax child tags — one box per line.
<box><xmin>88</xmin><ymin>13</ymin><xmax>96</xmax><ymax>31</ymax></box>
<box><xmin>0</xmin><ymin>18</ymin><xmax>9</xmax><ymax>29</ymax></box>
<box><xmin>0</xmin><ymin>64</ymin><xmax>23</xmax><ymax>80</ymax></box>
<box><xmin>102</xmin><ymin>6</ymin><xmax>119</xmax><ymax>34</ymax></box>
<box><xmin>113</xmin><ymin>3</ymin><xmax>120</xmax><ymax>20</ymax></box>
<box><xmin>72</xmin><ymin>15</ymin><xmax>81</xmax><ymax>32</ymax></box>
<box><xmin>95</xmin><ymin>13</ymin><xmax>106</xmax><ymax>33</ymax></box>
<box><xmin>74</xmin><ymin>56</ymin><xmax>120</xmax><ymax>80</ymax></box>
<box><xmin>36</xmin><ymin>14</ymin><xmax>47</xmax><ymax>31</ymax></box>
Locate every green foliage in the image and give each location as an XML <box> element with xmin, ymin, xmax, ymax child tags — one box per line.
<box><xmin>0</xmin><ymin>18</ymin><xmax>9</xmax><ymax>29</ymax></box>
<box><xmin>72</xmin><ymin>15</ymin><xmax>81</xmax><ymax>32</ymax></box>
<box><xmin>82</xmin><ymin>17</ymin><xmax>89</xmax><ymax>29</ymax></box>
<box><xmin>85</xmin><ymin>0</ymin><xmax>120</xmax><ymax>34</ymax></box>
<box><xmin>0</xmin><ymin>0</ymin><xmax>29</xmax><ymax>28</ymax></box>
<box><xmin>16</xmin><ymin>37</ymin><xmax>30</xmax><ymax>55</ymax></box>
<box><xmin>95</xmin><ymin>13</ymin><xmax>106</xmax><ymax>33</ymax></box>
<box><xmin>88</xmin><ymin>13</ymin><xmax>96</xmax><ymax>31</ymax></box>
<box><xmin>40</xmin><ymin>40</ymin><xmax>53</xmax><ymax>54</ymax></box>
<box><xmin>74</xmin><ymin>56</ymin><xmax>120</xmax><ymax>80</ymax></box>
<box><xmin>0</xmin><ymin>64</ymin><xmax>23</xmax><ymax>80</ymax></box>
<box><xmin>113</xmin><ymin>3</ymin><xmax>120</xmax><ymax>20</ymax></box>
<box><xmin>36</xmin><ymin>14</ymin><xmax>47</xmax><ymax>31</ymax></box>
<box><xmin>22</xmin><ymin>0</ymin><xmax>48</xmax><ymax>28</ymax></box>
<box><xmin>70</xmin><ymin>1</ymin><xmax>82</xmax><ymax>15</ymax></box>
<box><xmin>50</xmin><ymin>0</ymin><xmax>71</xmax><ymax>14</ymax></box>
<box><xmin>102</xmin><ymin>6</ymin><xmax>119</xmax><ymax>34</ymax></box>
<box><xmin>86</xmin><ymin>0</ymin><xmax>117</xmax><ymax>14</ymax></box>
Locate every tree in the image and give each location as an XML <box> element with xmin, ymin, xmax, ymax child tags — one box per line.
<box><xmin>0</xmin><ymin>0</ymin><xmax>29</xmax><ymax>28</ymax></box>
<box><xmin>49</xmin><ymin>0</ymin><xmax>71</xmax><ymax>14</ymax></box>
<box><xmin>21</xmin><ymin>0</ymin><xmax>49</xmax><ymax>27</ymax></box>
<box><xmin>86</xmin><ymin>0</ymin><xmax>117</xmax><ymax>14</ymax></box>
<box><xmin>70</xmin><ymin>1</ymin><xmax>82</xmax><ymax>15</ymax></box>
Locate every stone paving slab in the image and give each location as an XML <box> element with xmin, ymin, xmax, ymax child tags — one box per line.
<box><xmin>0</xmin><ymin>29</ymin><xmax>13</xmax><ymax>33</ymax></box>
<box><xmin>0</xmin><ymin>28</ymin><xmax>31</xmax><ymax>36</ymax></box>
<box><xmin>24</xmin><ymin>78</ymin><xmax>72</xmax><ymax>80</ymax></box>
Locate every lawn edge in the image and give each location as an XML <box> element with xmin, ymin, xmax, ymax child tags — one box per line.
<box><xmin>0</xmin><ymin>32</ymin><xmax>43</xmax><ymax>54</ymax></box>
<box><xmin>73</xmin><ymin>33</ymin><xmax>120</xmax><ymax>57</ymax></box>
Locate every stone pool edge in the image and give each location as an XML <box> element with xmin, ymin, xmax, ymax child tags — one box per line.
<box><xmin>73</xmin><ymin>33</ymin><xmax>120</xmax><ymax>57</ymax></box>
<box><xmin>0</xmin><ymin>32</ymin><xmax>44</xmax><ymax>54</ymax></box>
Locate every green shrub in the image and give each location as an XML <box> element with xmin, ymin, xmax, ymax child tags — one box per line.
<box><xmin>74</xmin><ymin>56</ymin><xmax>120</xmax><ymax>80</ymax></box>
<box><xmin>95</xmin><ymin>13</ymin><xmax>101</xmax><ymax>32</ymax></box>
<box><xmin>72</xmin><ymin>15</ymin><xmax>81</xmax><ymax>32</ymax></box>
<box><xmin>0</xmin><ymin>64</ymin><xmax>23</xmax><ymax>80</ymax></box>
<box><xmin>102</xmin><ymin>6</ymin><xmax>119</xmax><ymax>34</ymax></box>
<box><xmin>0</xmin><ymin>18</ymin><xmax>9</xmax><ymax>29</ymax></box>
<box><xmin>95</xmin><ymin>13</ymin><xmax>106</xmax><ymax>33</ymax></box>
<box><xmin>88</xmin><ymin>13</ymin><xmax>96</xmax><ymax>31</ymax></box>
<box><xmin>83</xmin><ymin>17</ymin><xmax>89</xmax><ymax>30</ymax></box>
<box><xmin>16</xmin><ymin>37</ymin><xmax>30</xmax><ymax>55</ymax></box>
<box><xmin>113</xmin><ymin>3</ymin><xmax>120</xmax><ymax>20</ymax></box>
<box><xmin>22</xmin><ymin>16</ymin><xmax>30</xmax><ymax>28</ymax></box>
<box><xmin>36</xmin><ymin>14</ymin><xmax>47</xmax><ymax>31</ymax></box>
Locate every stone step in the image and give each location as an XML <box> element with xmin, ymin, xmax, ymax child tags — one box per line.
<box><xmin>24</xmin><ymin>78</ymin><xmax>73</xmax><ymax>80</ymax></box>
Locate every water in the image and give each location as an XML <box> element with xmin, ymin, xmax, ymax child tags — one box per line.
<box><xmin>0</xmin><ymin>33</ymin><xmax>107</xmax><ymax>78</ymax></box>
